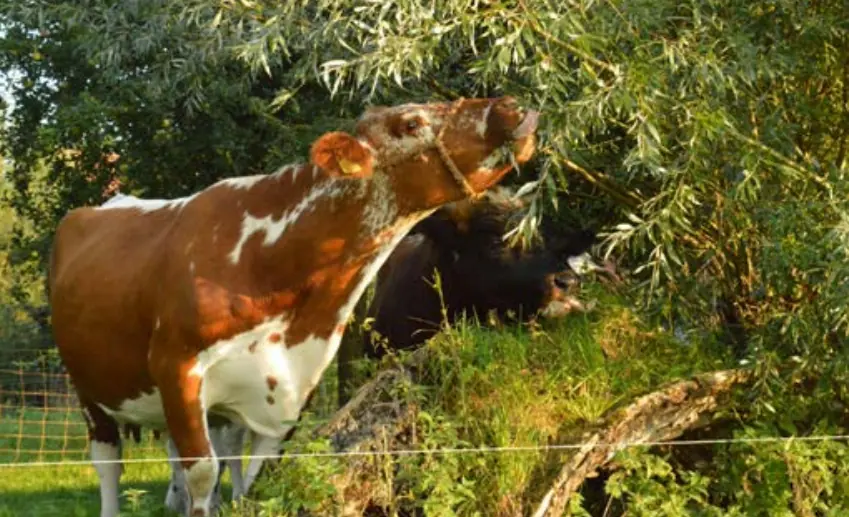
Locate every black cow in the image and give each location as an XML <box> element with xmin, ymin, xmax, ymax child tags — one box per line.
<box><xmin>337</xmin><ymin>188</ymin><xmax>612</xmax><ymax>404</ymax></box>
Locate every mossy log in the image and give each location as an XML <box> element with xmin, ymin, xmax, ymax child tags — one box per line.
<box><xmin>531</xmin><ymin>368</ymin><xmax>752</xmax><ymax>517</ymax></box>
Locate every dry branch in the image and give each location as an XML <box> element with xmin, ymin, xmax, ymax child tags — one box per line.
<box><xmin>531</xmin><ymin>368</ymin><xmax>752</xmax><ymax>517</ymax></box>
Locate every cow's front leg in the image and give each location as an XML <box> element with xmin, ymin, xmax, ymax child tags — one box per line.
<box><xmin>166</xmin><ymin>432</ymin><xmax>228</xmax><ymax>515</ymax></box>
<box><xmin>155</xmin><ymin>368</ymin><xmax>219</xmax><ymax>517</ymax></box>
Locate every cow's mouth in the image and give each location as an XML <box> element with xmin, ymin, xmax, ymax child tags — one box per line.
<box><xmin>505</xmin><ymin>105</ymin><xmax>539</xmax><ymax>164</ymax></box>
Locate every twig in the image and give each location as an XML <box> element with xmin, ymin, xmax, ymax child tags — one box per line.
<box><xmin>559</xmin><ymin>156</ymin><xmax>644</xmax><ymax>209</ymax></box>
<box><xmin>516</xmin><ymin>0</ymin><xmax>619</xmax><ymax>79</ymax></box>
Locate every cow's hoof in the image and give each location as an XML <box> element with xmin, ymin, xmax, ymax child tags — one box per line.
<box><xmin>165</xmin><ymin>484</ymin><xmax>187</xmax><ymax>515</ymax></box>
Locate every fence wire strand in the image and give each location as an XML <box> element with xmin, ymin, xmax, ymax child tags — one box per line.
<box><xmin>3</xmin><ymin>434</ymin><xmax>849</xmax><ymax>469</ymax></box>
<box><xmin>4</xmin><ymin>351</ymin><xmax>849</xmax><ymax>471</ymax></box>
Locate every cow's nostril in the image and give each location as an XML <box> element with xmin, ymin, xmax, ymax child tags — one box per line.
<box><xmin>553</xmin><ymin>275</ymin><xmax>576</xmax><ymax>290</ymax></box>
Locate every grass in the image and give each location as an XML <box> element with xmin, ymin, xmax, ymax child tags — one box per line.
<box><xmin>0</xmin><ymin>406</ymin><xmax>178</xmax><ymax>516</ymax></box>
<box><xmin>0</xmin><ymin>281</ymin><xmax>736</xmax><ymax>516</ymax></box>
<box><xmin>246</xmin><ymin>282</ymin><xmax>737</xmax><ymax>515</ymax></box>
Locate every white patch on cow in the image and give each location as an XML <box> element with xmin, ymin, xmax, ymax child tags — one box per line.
<box><xmin>97</xmin><ymin>389</ymin><xmax>167</xmax><ymax>428</ymax></box>
<box><xmin>271</xmin><ymin>164</ymin><xmax>300</xmax><ymax>180</ymax></box>
<box><xmin>189</xmin><ymin>317</ymin><xmax>310</xmax><ymax>439</ymax></box>
<box><xmin>477</xmin><ymin>103</ymin><xmax>492</xmax><ymax>137</ymax></box>
<box><xmin>96</xmin><ymin>192</ymin><xmax>197</xmax><ymax>213</ymax></box>
<box><xmin>228</xmin><ymin>181</ymin><xmax>339</xmax><ymax>264</ymax></box>
<box><xmin>361</xmin><ymin>103</ymin><xmax>443</xmax><ymax>165</ymax></box>
<box><xmin>185</xmin><ymin>456</ymin><xmax>218</xmax><ymax>516</ymax></box>
<box><xmin>189</xmin><ymin>261</ymin><xmax>196</xmax><ymax>274</ymax></box>
<box><xmin>218</xmin><ymin>175</ymin><xmax>266</xmax><ymax>191</ymax></box>
<box><xmin>91</xmin><ymin>440</ymin><xmax>122</xmax><ymax>517</ymax></box>
<box><xmin>155</xmin><ymin>318</ymin><xmax>161</xmax><ymax>330</ymax></box>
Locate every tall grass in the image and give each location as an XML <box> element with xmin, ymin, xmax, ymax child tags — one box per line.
<box><xmin>243</xmin><ymin>282</ymin><xmax>736</xmax><ymax>515</ymax></box>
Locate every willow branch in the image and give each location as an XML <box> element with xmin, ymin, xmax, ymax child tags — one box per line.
<box><xmin>559</xmin><ymin>157</ymin><xmax>644</xmax><ymax>209</ymax></box>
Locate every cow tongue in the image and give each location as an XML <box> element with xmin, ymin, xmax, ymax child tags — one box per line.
<box><xmin>512</xmin><ymin>110</ymin><xmax>540</xmax><ymax>139</ymax></box>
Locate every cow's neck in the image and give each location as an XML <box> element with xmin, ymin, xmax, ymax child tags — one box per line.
<box><xmin>207</xmin><ymin>166</ymin><xmax>431</xmax><ymax>350</ymax></box>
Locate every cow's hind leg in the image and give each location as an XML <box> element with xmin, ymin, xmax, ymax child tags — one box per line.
<box><xmin>217</xmin><ymin>423</ymin><xmax>248</xmax><ymax>501</ymax></box>
<box><xmin>242</xmin><ymin>432</ymin><xmax>280</xmax><ymax>496</ymax></box>
<box><xmin>81</xmin><ymin>401</ymin><xmax>123</xmax><ymax>517</ymax></box>
<box><xmin>165</xmin><ymin>436</ymin><xmax>189</xmax><ymax>515</ymax></box>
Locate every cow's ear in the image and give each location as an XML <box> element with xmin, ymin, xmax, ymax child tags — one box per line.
<box><xmin>310</xmin><ymin>131</ymin><xmax>374</xmax><ymax>179</ymax></box>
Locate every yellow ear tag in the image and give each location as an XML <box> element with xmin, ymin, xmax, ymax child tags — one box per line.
<box><xmin>338</xmin><ymin>158</ymin><xmax>362</xmax><ymax>175</ymax></box>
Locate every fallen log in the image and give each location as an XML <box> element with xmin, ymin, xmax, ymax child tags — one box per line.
<box><xmin>531</xmin><ymin>368</ymin><xmax>752</xmax><ymax>517</ymax></box>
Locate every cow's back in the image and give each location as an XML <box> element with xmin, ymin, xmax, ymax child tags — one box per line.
<box><xmin>50</xmin><ymin>205</ymin><xmax>178</xmax><ymax>408</ymax></box>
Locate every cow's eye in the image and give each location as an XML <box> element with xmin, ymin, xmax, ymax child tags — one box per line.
<box><xmin>405</xmin><ymin>119</ymin><xmax>420</xmax><ymax>133</ymax></box>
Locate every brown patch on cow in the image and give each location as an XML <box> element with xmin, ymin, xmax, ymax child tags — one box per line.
<box><xmin>248</xmin><ymin>341</ymin><xmax>258</xmax><ymax>353</ymax></box>
<box><xmin>266</xmin><ymin>376</ymin><xmax>278</xmax><ymax>392</ymax></box>
<box><xmin>194</xmin><ymin>277</ymin><xmax>298</xmax><ymax>346</ymax></box>
<box><xmin>318</xmin><ymin>238</ymin><xmax>347</xmax><ymax>258</ymax></box>
<box><xmin>266</xmin><ymin>395</ymin><xmax>275</xmax><ymax>405</ymax></box>
<box><xmin>285</xmin><ymin>255</ymin><xmax>370</xmax><ymax>347</ymax></box>
<box><xmin>268</xmin><ymin>333</ymin><xmax>282</xmax><ymax>343</ymax></box>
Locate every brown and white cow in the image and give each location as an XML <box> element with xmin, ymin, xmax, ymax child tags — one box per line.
<box><xmin>48</xmin><ymin>97</ymin><xmax>539</xmax><ymax>517</ymax></box>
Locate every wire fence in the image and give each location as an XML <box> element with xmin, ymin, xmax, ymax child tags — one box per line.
<box><xmin>0</xmin><ymin>348</ymin><xmax>341</xmax><ymax>467</ymax></box>
<box><xmin>0</xmin><ymin>349</ymin><xmax>165</xmax><ymax>465</ymax></box>
<box><xmin>6</xmin><ymin>348</ymin><xmax>849</xmax><ymax>472</ymax></box>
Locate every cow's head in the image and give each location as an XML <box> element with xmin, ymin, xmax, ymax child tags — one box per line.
<box><xmin>310</xmin><ymin>97</ymin><xmax>539</xmax><ymax>212</ymax></box>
